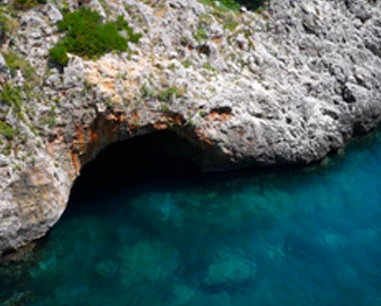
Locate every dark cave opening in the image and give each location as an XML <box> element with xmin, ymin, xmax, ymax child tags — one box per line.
<box><xmin>65</xmin><ymin>128</ymin><xmax>309</xmax><ymax>218</ymax></box>
<box><xmin>64</xmin><ymin>127</ymin><xmax>311</xmax><ymax>221</ymax></box>
<box><xmin>66</xmin><ymin>130</ymin><xmax>208</xmax><ymax>215</ymax></box>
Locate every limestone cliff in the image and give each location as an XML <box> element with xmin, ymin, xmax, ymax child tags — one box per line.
<box><xmin>0</xmin><ymin>0</ymin><xmax>380</xmax><ymax>254</ymax></box>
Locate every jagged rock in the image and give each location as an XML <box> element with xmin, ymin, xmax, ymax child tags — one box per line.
<box><xmin>0</xmin><ymin>52</ymin><xmax>5</xmax><ymax>71</ymax></box>
<box><xmin>63</xmin><ymin>56</ymin><xmax>86</xmax><ymax>88</ymax></box>
<box><xmin>86</xmin><ymin>0</ymin><xmax>106</xmax><ymax>20</ymax></box>
<box><xmin>45</xmin><ymin>4</ymin><xmax>63</xmax><ymax>23</ymax></box>
<box><xmin>0</xmin><ymin>157</ymin><xmax>9</xmax><ymax>168</ymax></box>
<box><xmin>0</xmin><ymin>0</ymin><xmax>381</xmax><ymax>255</ymax></box>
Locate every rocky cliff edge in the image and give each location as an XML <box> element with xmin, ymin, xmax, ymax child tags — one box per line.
<box><xmin>0</xmin><ymin>0</ymin><xmax>380</xmax><ymax>254</ymax></box>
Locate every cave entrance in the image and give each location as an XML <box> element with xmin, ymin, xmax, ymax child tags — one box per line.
<box><xmin>65</xmin><ymin>130</ymin><xmax>208</xmax><ymax>217</ymax></box>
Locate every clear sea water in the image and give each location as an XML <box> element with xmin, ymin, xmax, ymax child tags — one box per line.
<box><xmin>1</xmin><ymin>130</ymin><xmax>381</xmax><ymax>306</ymax></box>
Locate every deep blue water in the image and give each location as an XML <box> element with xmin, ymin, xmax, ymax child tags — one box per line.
<box><xmin>1</xmin><ymin>131</ymin><xmax>381</xmax><ymax>305</ymax></box>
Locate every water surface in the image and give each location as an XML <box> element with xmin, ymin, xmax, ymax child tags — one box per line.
<box><xmin>1</xmin><ymin>131</ymin><xmax>381</xmax><ymax>305</ymax></box>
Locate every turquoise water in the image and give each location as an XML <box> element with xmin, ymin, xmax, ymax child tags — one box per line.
<box><xmin>2</xmin><ymin>131</ymin><xmax>381</xmax><ymax>305</ymax></box>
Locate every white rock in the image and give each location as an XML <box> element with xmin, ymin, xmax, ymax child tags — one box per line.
<box><xmin>0</xmin><ymin>53</ymin><xmax>5</xmax><ymax>71</ymax></box>
<box><xmin>63</xmin><ymin>56</ymin><xmax>85</xmax><ymax>88</ymax></box>
<box><xmin>87</xmin><ymin>0</ymin><xmax>107</xmax><ymax>19</ymax></box>
<box><xmin>46</xmin><ymin>4</ymin><xmax>63</xmax><ymax>23</ymax></box>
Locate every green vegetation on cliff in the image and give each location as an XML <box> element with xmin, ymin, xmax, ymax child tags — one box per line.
<box><xmin>0</xmin><ymin>83</ymin><xmax>24</xmax><ymax>120</ymax></box>
<box><xmin>0</xmin><ymin>7</ymin><xmax>16</xmax><ymax>43</ymax></box>
<box><xmin>0</xmin><ymin>122</ymin><xmax>15</xmax><ymax>140</ymax></box>
<box><xmin>3</xmin><ymin>51</ymin><xmax>37</xmax><ymax>84</ymax></box>
<box><xmin>0</xmin><ymin>9</ymin><xmax>8</xmax><ymax>42</ymax></box>
<box><xmin>49</xmin><ymin>8</ymin><xmax>142</xmax><ymax>67</ymax></box>
<box><xmin>13</xmin><ymin>0</ymin><xmax>47</xmax><ymax>10</ymax></box>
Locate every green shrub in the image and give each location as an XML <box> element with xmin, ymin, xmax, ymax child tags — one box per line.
<box><xmin>116</xmin><ymin>15</ymin><xmax>142</xmax><ymax>43</ymax></box>
<box><xmin>49</xmin><ymin>42</ymin><xmax>69</xmax><ymax>67</ymax></box>
<box><xmin>0</xmin><ymin>83</ymin><xmax>23</xmax><ymax>108</ymax></box>
<box><xmin>3</xmin><ymin>50</ymin><xmax>36</xmax><ymax>80</ymax></box>
<box><xmin>13</xmin><ymin>0</ymin><xmax>47</xmax><ymax>10</ymax></box>
<box><xmin>195</xmin><ymin>26</ymin><xmax>208</xmax><ymax>42</ymax></box>
<box><xmin>140</xmin><ymin>84</ymin><xmax>156</xmax><ymax>100</ymax></box>
<box><xmin>0</xmin><ymin>122</ymin><xmax>14</xmax><ymax>140</ymax></box>
<box><xmin>49</xmin><ymin>8</ymin><xmax>141</xmax><ymax>67</ymax></box>
<box><xmin>158</xmin><ymin>87</ymin><xmax>185</xmax><ymax>102</ymax></box>
<box><xmin>2</xmin><ymin>142</ymin><xmax>12</xmax><ymax>155</ymax></box>
<box><xmin>182</xmin><ymin>59</ymin><xmax>192</xmax><ymax>68</ymax></box>
<box><xmin>0</xmin><ymin>10</ymin><xmax>9</xmax><ymax>42</ymax></box>
<box><xmin>224</xmin><ymin>16</ymin><xmax>238</xmax><ymax>31</ymax></box>
<box><xmin>202</xmin><ymin>63</ymin><xmax>216</xmax><ymax>71</ymax></box>
<box><xmin>0</xmin><ymin>83</ymin><xmax>24</xmax><ymax>120</ymax></box>
<box><xmin>0</xmin><ymin>7</ymin><xmax>19</xmax><ymax>43</ymax></box>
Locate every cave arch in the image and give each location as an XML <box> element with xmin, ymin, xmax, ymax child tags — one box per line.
<box><xmin>66</xmin><ymin>130</ymin><xmax>210</xmax><ymax>215</ymax></box>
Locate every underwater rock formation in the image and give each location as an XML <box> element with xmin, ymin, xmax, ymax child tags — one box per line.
<box><xmin>203</xmin><ymin>248</ymin><xmax>257</xmax><ymax>289</ymax></box>
<box><xmin>120</xmin><ymin>240</ymin><xmax>180</xmax><ymax>285</ymax></box>
<box><xmin>0</xmin><ymin>0</ymin><xmax>381</xmax><ymax>253</ymax></box>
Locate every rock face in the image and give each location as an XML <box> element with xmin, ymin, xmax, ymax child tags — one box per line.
<box><xmin>0</xmin><ymin>0</ymin><xmax>380</xmax><ymax>254</ymax></box>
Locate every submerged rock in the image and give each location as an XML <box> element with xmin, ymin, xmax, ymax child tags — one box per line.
<box><xmin>120</xmin><ymin>240</ymin><xmax>180</xmax><ymax>286</ymax></box>
<box><xmin>170</xmin><ymin>284</ymin><xmax>196</xmax><ymax>306</ymax></box>
<box><xmin>96</xmin><ymin>260</ymin><xmax>118</xmax><ymax>279</ymax></box>
<box><xmin>203</xmin><ymin>248</ymin><xmax>257</xmax><ymax>289</ymax></box>
<box><xmin>0</xmin><ymin>0</ymin><xmax>381</xmax><ymax>254</ymax></box>
<box><xmin>3</xmin><ymin>291</ymin><xmax>34</xmax><ymax>306</ymax></box>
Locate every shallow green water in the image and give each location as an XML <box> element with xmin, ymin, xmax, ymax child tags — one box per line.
<box><xmin>1</xmin><ymin>131</ymin><xmax>381</xmax><ymax>305</ymax></box>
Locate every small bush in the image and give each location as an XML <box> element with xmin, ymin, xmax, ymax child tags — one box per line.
<box><xmin>224</xmin><ymin>16</ymin><xmax>238</xmax><ymax>31</ymax></box>
<box><xmin>140</xmin><ymin>85</ymin><xmax>156</xmax><ymax>100</ymax></box>
<box><xmin>0</xmin><ymin>83</ymin><xmax>24</xmax><ymax>120</ymax></box>
<box><xmin>116</xmin><ymin>15</ymin><xmax>142</xmax><ymax>43</ymax></box>
<box><xmin>158</xmin><ymin>87</ymin><xmax>185</xmax><ymax>102</ymax></box>
<box><xmin>13</xmin><ymin>0</ymin><xmax>47</xmax><ymax>10</ymax></box>
<box><xmin>182</xmin><ymin>59</ymin><xmax>192</xmax><ymax>68</ymax></box>
<box><xmin>3</xmin><ymin>51</ymin><xmax>35</xmax><ymax>79</ymax></box>
<box><xmin>0</xmin><ymin>7</ymin><xmax>19</xmax><ymax>43</ymax></box>
<box><xmin>49</xmin><ymin>8</ymin><xmax>141</xmax><ymax>67</ymax></box>
<box><xmin>49</xmin><ymin>42</ymin><xmax>69</xmax><ymax>67</ymax></box>
<box><xmin>195</xmin><ymin>26</ymin><xmax>208</xmax><ymax>42</ymax></box>
<box><xmin>202</xmin><ymin>63</ymin><xmax>216</xmax><ymax>71</ymax></box>
<box><xmin>0</xmin><ymin>122</ymin><xmax>14</xmax><ymax>140</ymax></box>
<box><xmin>0</xmin><ymin>10</ymin><xmax>9</xmax><ymax>42</ymax></box>
<box><xmin>0</xmin><ymin>83</ymin><xmax>23</xmax><ymax>108</ymax></box>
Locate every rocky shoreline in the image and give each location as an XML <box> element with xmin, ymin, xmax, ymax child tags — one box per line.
<box><xmin>0</xmin><ymin>0</ymin><xmax>381</xmax><ymax>254</ymax></box>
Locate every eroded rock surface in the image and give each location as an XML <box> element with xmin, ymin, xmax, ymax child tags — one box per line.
<box><xmin>0</xmin><ymin>0</ymin><xmax>380</xmax><ymax>253</ymax></box>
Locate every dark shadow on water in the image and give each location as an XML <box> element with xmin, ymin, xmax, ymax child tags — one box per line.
<box><xmin>66</xmin><ymin>130</ymin><xmax>307</xmax><ymax>218</ymax></box>
<box><xmin>67</xmin><ymin>131</ymin><xmax>206</xmax><ymax>212</ymax></box>
<box><xmin>65</xmin><ymin>125</ymin><xmax>381</xmax><ymax>220</ymax></box>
